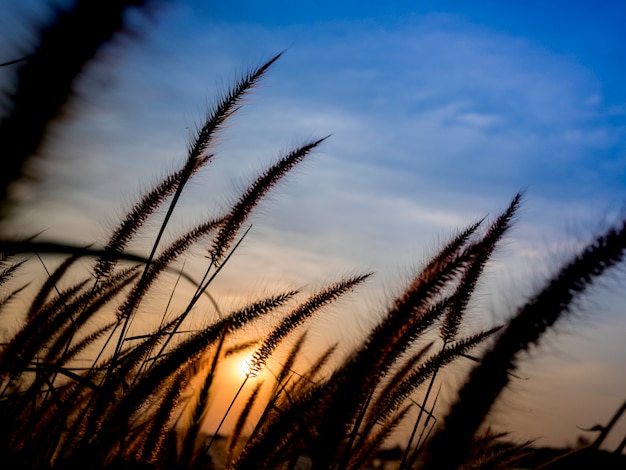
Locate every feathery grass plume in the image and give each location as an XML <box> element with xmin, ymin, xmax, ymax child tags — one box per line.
<box><xmin>8</xmin><ymin>356</ymin><xmax>109</xmax><ymax>463</ymax></box>
<box><xmin>94</xmin><ymin>161</ymin><xmax>211</xmax><ymax>279</ymax></box>
<box><xmin>381</xmin><ymin>342</ymin><xmax>434</xmax><ymax>407</ymax></box>
<box><xmin>233</xmin><ymin>383</ymin><xmax>330</xmax><ymax>470</ymax></box>
<box><xmin>0</xmin><ymin>282</ymin><xmax>29</xmax><ymax>314</ymax></box>
<box><xmin>54</xmin><ymin>321</ymin><xmax>116</xmax><ymax>371</ymax></box>
<box><xmin>336</xmin><ymin>342</ymin><xmax>433</xmax><ymax>469</ymax></box>
<box><xmin>401</xmin><ymin>198</ymin><xmax>519</xmax><ymax>469</ymax></box>
<box><xmin>189</xmin><ymin>52</ymin><xmax>283</xmax><ymax>161</ymax></box>
<box><xmin>0</xmin><ymin>0</ymin><xmax>154</xmax><ymax>216</ymax></box>
<box><xmin>440</xmin><ymin>193</ymin><xmax>521</xmax><ymax>344</ymax></box>
<box><xmin>430</xmin><ymin>217</ymin><xmax>486</xmax><ymax>270</ymax></box>
<box><xmin>227</xmin><ymin>367</ymin><xmax>315</xmax><ymax>465</ymax></box>
<box><xmin>100</xmin><ymin>53</ymin><xmax>285</xmax><ymax>381</ymax></box>
<box><xmin>72</xmin><ymin>317</ymin><xmax>186</xmax><ymax>457</ymax></box>
<box><xmin>213</xmin><ymin>319</ymin><xmax>315</xmax><ymax>458</ymax></box>
<box><xmin>26</xmin><ymin>252</ymin><xmax>81</xmax><ymax>320</ymax></box>
<box><xmin>248</xmin><ymin>274</ymin><xmax>370</xmax><ymax>376</ymax></box>
<box><xmin>94</xmin><ymin>320</ymin><xmax>198</xmax><ymax>443</ymax></box>
<box><xmin>41</xmin><ymin>374</ymin><xmax>111</xmax><ymax>465</ymax></box>
<box><xmin>422</xmin><ymin>218</ymin><xmax>626</xmax><ymax>470</ymax></box>
<box><xmin>401</xmin><ymin>216</ymin><xmax>485</xmax><ymax>304</ymax></box>
<box><xmin>115</xmin><ymin>217</ymin><xmax>224</xmax><ymax>321</ymax></box>
<box><xmin>210</xmin><ymin>136</ymin><xmax>329</xmax><ymax>264</ymax></box>
<box><xmin>15</xmin><ymin>321</ymin><xmax>116</xmax><ymax>426</ymax></box>
<box><xmin>372</xmin><ymin>326</ymin><xmax>501</xmax><ymax>427</ymax></box>
<box><xmin>139</xmin><ymin>369</ymin><xmax>187</xmax><ymax>465</ymax></box>
<box><xmin>0</xmin><ymin>258</ymin><xmax>26</xmax><ymax>288</ymax></box>
<box><xmin>238</xmin><ymin>379</ymin><xmax>290</xmax><ymax>460</ymax></box>
<box><xmin>227</xmin><ymin>381</ymin><xmax>264</xmax><ymax>463</ymax></box>
<box><xmin>88</xmin><ymin>293</ymin><xmax>296</xmax><ymax>457</ymax></box>
<box><xmin>23</xmin><ymin>277</ymin><xmax>93</xmax><ymax>352</ymax></box>
<box><xmin>300</xmin><ymin>292</ymin><xmax>454</xmax><ymax>468</ymax></box>
<box><xmin>178</xmin><ymin>325</ymin><xmax>230</xmax><ymax>470</ymax></box>
<box><xmin>298</xmin><ymin>198</ymin><xmax>514</xmax><ymax>468</ymax></box>
<box><xmin>343</xmin><ymin>405</ymin><xmax>412</xmax><ymax>470</ymax></box>
<box><xmin>42</xmin><ymin>267</ymin><xmax>140</xmax><ymax>366</ymax></box>
<box><xmin>135</xmin><ymin>51</ymin><xmax>284</xmax><ymax>283</ymax></box>
<box><xmin>0</xmin><ymin>257</ymin><xmax>29</xmax><ymax>314</ymax></box>
<box><xmin>147</xmin><ymin>227</ymin><xmax>253</xmax><ymax>369</ymax></box>
<box><xmin>336</xmin><ymin>387</ymin><xmax>377</xmax><ymax>470</ymax></box>
<box><xmin>110</xmin><ymin>217</ymin><xmax>225</xmax><ymax>387</ymax></box>
<box><xmin>289</xmin><ymin>342</ymin><xmax>338</xmax><ymax>395</ymax></box>
<box><xmin>109</xmin><ymin>317</ymin><xmax>183</xmax><ymax>384</ymax></box>
<box><xmin>272</xmin><ymin>330</ymin><xmax>308</xmax><ymax>393</ymax></box>
<box><xmin>0</xmin><ymin>278</ymin><xmax>89</xmax><ymax>380</ymax></box>
<box><xmin>36</xmin><ymin>267</ymin><xmax>138</xmax><ymax>365</ymax></box>
<box><xmin>375</xmin><ymin>293</ymin><xmax>453</xmax><ymax>379</ymax></box>
<box><xmin>205</xmin><ymin>314</ymin><xmax>308</xmax><ymax>457</ymax></box>
<box><xmin>329</xmin><ymin>215</ymin><xmax>486</xmax><ymax>397</ymax></box>
<box><xmin>13</xmin><ymin>353</ymin><xmax>103</xmax><ymax>426</ymax></box>
<box><xmin>133</xmin><ymin>260</ymin><xmax>213</xmax><ymax>386</ymax></box>
<box><xmin>6</xmin><ymin>357</ymin><xmax>106</xmax><ymax>460</ymax></box>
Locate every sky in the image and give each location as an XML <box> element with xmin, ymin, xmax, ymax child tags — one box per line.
<box><xmin>2</xmin><ymin>0</ymin><xmax>626</xmax><ymax>451</ymax></box>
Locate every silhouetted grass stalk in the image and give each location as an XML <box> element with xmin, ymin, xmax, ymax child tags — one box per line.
<box><xmin>422</xmin><ymin>218</ymin><xmax>626</xmax><ymax>470</ymax></box>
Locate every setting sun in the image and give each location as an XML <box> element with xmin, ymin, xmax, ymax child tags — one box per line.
<box><xmin>236</xmin><ymin>354</ymin><xmax>258</xmax><ymax>378</ymax></box>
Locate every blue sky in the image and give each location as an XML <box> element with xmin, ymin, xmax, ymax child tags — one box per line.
<box><xmin>2</xmin><ymin>0</ymin><xmax>626</xmax><ymax>450</ymax></box>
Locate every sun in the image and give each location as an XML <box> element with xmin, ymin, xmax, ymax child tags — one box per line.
<box><xmin>236</xmin><ymin>354</ymin><xmax>258</xmax><ymax>378</ymax></box>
